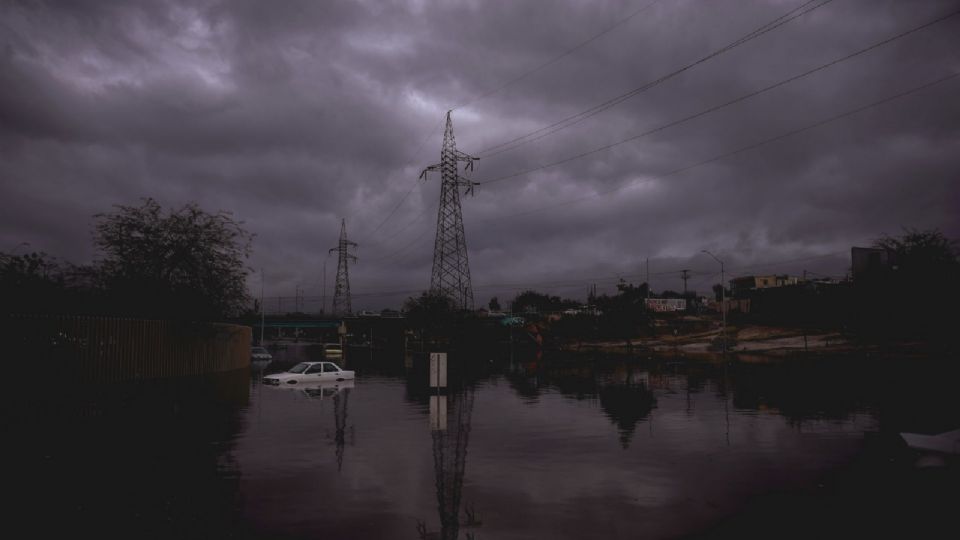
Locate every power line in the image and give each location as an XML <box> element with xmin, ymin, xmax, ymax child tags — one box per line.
<box><xmin>364</xmin><ymin>37</ymin><xmax>958</xmax><ymax>270</ymax></box>
<box><xmin>263</xmin><ymin>247</ymin><xmax>853</xmax><ymax>305</ymax></box>
<box><xmin>476</xmin><ymin>0</ymin><xmax>834</xmax><ymax>158</ymax></box>
<box><xmin>364</xmin><ymin>2</ymin><xmax>666</xmax><ymax>242</ymax></box>
<box><xmin>453</xmin><ymin>0</ymin><xmax>665</xmax><ymax>111</ymax></box>
<box><xmin>366</xmin><ymin>208</ymin><xmax>437</xmax><ymax>263</ymax></box>
<box><xmin>478</xmin><ymin>6</ymin><xmax>960</xmax><ymax>187</ymax></box>
<box><xmin>366</xmin><ymin>0</ymin><xmax>848</xmax><ymax>240</ymax></box>
<box><xmin>364</xmin><ymin>117</ymin><xmax>445</xmax><ymax>241</ymax></box>
<box><xmin>470</xmin><ymin>70</ymin><xmax>959</xmax><ymax>225</ymax></box>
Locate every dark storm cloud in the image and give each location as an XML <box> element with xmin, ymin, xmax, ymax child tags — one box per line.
<box><xmin>2</xmin><ymin>0</ymin><xmax>959</xmax><ymax>308</ymax></box>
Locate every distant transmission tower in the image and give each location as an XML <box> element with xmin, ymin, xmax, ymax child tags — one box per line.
<box><xmin>329</xmin><ymin>218</ymin><xmax>358</xmax><ymax>315</ymax></box>
<box><xmin>420</xmin><ymin>111</ymin><xmax>479</xmax><ymax>310</ymax></box>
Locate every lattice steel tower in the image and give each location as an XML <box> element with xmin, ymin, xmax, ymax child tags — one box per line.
<box><xmin>420</xmin><ymin>111</ymin><xmax>479</xmax><ymax>310</ymax></box>
<box><xmin>329</xmin><ymin>218</ymin><xmax>358</xmax><ymax>315</ymax></box>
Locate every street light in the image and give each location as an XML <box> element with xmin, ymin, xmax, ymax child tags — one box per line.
<box><xmin>259</xmin><ymin>268</ymin><xmax>265</xmax><ymax>345</ymax></box>
<box><xmin>701</xmin><ymin>250</ymin><xmax>726</xmax><ymax>351</ymax></box>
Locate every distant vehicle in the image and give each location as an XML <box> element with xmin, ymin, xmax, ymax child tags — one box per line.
<box><xmin>500</xmin><ymin>316</ymin><xmax>525</xmax><ymax>327</ymax></box>
<box><xmin>358</xmin><ymin>310</ymin><xmax>381</xmax><ymax>317</ymax></box>
<box><xmin>262</xmin><ymin>361</ymin><xmax>354</xmax><ymax>385</ymax></box>
<box><xmin>900</xmin><ymin>429</ymin><xmax>960</xmax><ymax>455</ymax></box>
<box><xmin>322</xmin><ymin>343</ymin><xmax>343</xmax><ymax>358</ymax></box>
<box><xmin>251</xmin><ymin>346</ymin><xmax>273</xmax><ymax>361</ymax></box>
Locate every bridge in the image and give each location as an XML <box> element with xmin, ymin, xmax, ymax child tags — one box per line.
<box><xmin>243</xmin><ymin>314</ymin><xmax>408</xmax><ymax>349</ymax></box>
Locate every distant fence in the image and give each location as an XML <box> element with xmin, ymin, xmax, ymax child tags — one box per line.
<box><xmin>2</xmin><ymin>315</ymin><xmax>251</xmax><ymax>384</ymax></box>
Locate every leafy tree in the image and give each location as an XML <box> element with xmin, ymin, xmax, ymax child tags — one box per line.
<box><xmin>403</xmin><ymin>291</ymin><xmax>457</xmax><ymax>332</ymax></box>
<box><xmin>488</xmin><ymin>296</ymin><xmax>501</xmax><ymax>312</ymax></box>
<box><xmin>93</xmin><ymin>198</ymin><xmax>253</xmax><ymax>320</ymax></box>
<box><xmin>1</xmin><ymin>252</ymin><xmax>72</xmax><ymax>313</ymax></box>
<box><xmin>510</xmin><ymin>290</ymin><xmax>577</xmax><ymax>314</ymax></box>
<box><xmin>874</xmin><ymin>228</ymin><xmax>959</xmax><ymax>276</ymax></box>
<box><xmin>593</xmin><ymin>280</ymin><xmax>651</xmax><ymax>342</ymax></box>
<box><xmin>857</xmin><ymin>228</ymin><xmax>959</xmax><ymax>338</ymax></box>
<box><xmin>712</xmin><ymin>284</ymin><xmax>725</xmax><ymax>302</ymax></box>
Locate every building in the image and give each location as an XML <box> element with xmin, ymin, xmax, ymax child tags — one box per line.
<box><xmin>851</xmin><ymin>246</ymin><xmax>894</xmax><ymax>281</ymax></box>
<box><xmin>730</xmin><ymin>275</ymin><xmax>800</xmax><ymax>298</ymax></box>
<box><xmin>644</xmin><ymin>298</ymin><xmax>687</xmax><ymax>312</ymax></box>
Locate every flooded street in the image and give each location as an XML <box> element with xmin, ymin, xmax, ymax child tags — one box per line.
<box><xmin>3</xmin><ymin>344</ymin><xmax>958</xmax><ymax>539</ymax></box>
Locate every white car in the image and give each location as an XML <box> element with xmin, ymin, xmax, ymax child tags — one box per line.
<box><xmin>262</xmin><ymin>361</ymin><xmax>354</xmax><ymax>386</ymax></box>
<box><xmin>251</xmin><ymin>346</ymin><xmax>273</xmax><ymax>361</ymax></box>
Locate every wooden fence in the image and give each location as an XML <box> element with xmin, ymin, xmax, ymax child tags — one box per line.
<box><xmin>2</xmin><ymin>315</ymin><xmax>251</xmax><ymax>384</ymax></box>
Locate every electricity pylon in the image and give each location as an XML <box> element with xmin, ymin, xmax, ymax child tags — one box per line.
<box><xmin>329</xmin><ymin>218</ymin><xmax>357</xmax><ymax>316</ymax></box>
<box><xmin>420</xmin><ymin>111</ymin><xmax>479</xmax><ymax>311</ymax></box>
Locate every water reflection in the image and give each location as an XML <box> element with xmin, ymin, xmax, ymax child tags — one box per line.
<box><xmin>4</xmin><ymin>347</ymin><xmax>958</xmax><ymax>539</ymax></box>
<box><xmin>0</xmin><ymin>369</ymin><xmax>251</xmax><ymax>538</ymax></box>
<box><xmin>597</xmin><ymin>368</ymin><xmax>655</xmax><ymax>449</ymax></box>
<box><xmin>332</xmin><ymin>382</ymin><xmax>352</xmax><ymax>472</ymax></box>
<box><xmin>418</xmin><ymin>386</ymin><xmax>477</xmax><ymax>540</ymax></box>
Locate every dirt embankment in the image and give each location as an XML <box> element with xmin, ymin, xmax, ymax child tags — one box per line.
<box><xmin>568</xmin><ymin>321</ymin><xmax>854</xmax><ymax>356</ymax></box>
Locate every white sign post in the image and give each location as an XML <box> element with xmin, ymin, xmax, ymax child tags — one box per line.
<box><xmin>429</xmin><ymin>394</ymin><xmax>447</xmax><ymax>431</ymax></box>
<box><xmin>429</xmin><ymin>352</ymin><xmax>447</xmax><ymax>388</ymax></box>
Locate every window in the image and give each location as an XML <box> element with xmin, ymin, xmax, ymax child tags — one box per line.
<box><xmin>323</xmin><ymin>363</ymin><xmax>340</xmax><ymax>373</ymax></box>
<box><xmin>305</xmin><ymin>364</ymin><xmax>324</xmax><ymax>374</ymax></box>
<box><xmin>288</xmin><ymin>363</ymin><xmax>310</xmax><ymax>374</ymax></box>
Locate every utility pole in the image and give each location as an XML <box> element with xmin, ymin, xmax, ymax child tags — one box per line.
<box><xmin>420</xmin><ymin>111</ymin><xmax>479</xmax><ymax>310</ymax></box>
<box><xmin>681</xmin><ymin>269</ymin><xmax>690</xmax><ymax>296</ymax></box>
<box><xmin>322</xmin><ymin>259</ymin><xmax>327</xmax><ymax>315</ymax></box>
<box><xmin>329</xmin><ymin>219</ymin><xmax>358</xmax><ymax>316</ymax></box>
<box><xmin>646</xmin><ymin>257</ymin><xmax>650</xmax><ymax>300</ymax></box>
<box><xmin>259</xmin><ymin>268</ymin><xmax>265</xmax><ymax>344</ymax></box>
<box><xmin>702</xmin><ymin>250</ymin><xmax>726</xmax><ymax>351</ymax></box>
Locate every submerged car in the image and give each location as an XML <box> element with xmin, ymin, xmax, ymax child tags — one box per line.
<box><xmin>262</xmin><ymin>361</ymin><xmax>354</xmax><ymax>386</ymax></box>
<box><xmin>251</xmin><ymin>346</ymin><xmax>273</xmax><ymax>361</ymax></box>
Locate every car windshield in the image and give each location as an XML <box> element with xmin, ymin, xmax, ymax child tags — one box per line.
<box><xmin>287</xmin><ymin>362</ymin><xmax>310</xmax><ymax>374</ymax></box>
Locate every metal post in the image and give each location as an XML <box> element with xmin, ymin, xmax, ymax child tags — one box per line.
<box><xmin>646</xmin><ymin>257</ymin><xmax>650</xmax><ymax>300</ymax></box>
<box><xmin>702</xmin><ymin>250</ymin><xmax>726</xmax><ymax>352</ymax></box>
<box><xmin>259</xmin><ymin>268</ymin><xmax>265</xmax><ymax>344</ymax></box>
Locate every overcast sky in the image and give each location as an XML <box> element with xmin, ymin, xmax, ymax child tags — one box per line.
<box><xmin>2</xmin><ymin>0</ymin><xmax>958</xmax><ymax>310</ymax></box>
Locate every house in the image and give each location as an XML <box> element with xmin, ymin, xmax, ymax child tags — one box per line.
<box><xmin>644</xmin><ymin>298</ymin><xmax>687</xmax><ymax>312</ymax></box>
<box><xmin>851</xmin><ymin>246</ymin><xmax>895</xmax><ymax>280</ymax></box>
<box><xmin>730</xmin><ymin>275</ymin><xmax>800</xmax><ymax>298</ymax></box>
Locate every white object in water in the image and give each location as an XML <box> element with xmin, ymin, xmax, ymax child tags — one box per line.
<box><xmin>900</xmin><ymin>428</ymin><xmax>960</xmax><ymax>455</ymax></box>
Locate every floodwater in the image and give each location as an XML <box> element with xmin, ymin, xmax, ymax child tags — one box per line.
<box><xmin>2</xmin><ymin>343</ymin><xmax>958</xmax><ymax>539</ymax></box>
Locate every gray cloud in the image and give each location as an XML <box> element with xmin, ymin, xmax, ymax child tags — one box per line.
<box><xmin>2</xmin><ymin>0</ymin><xmax>959</xmax><ymax>308</ymax></box>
